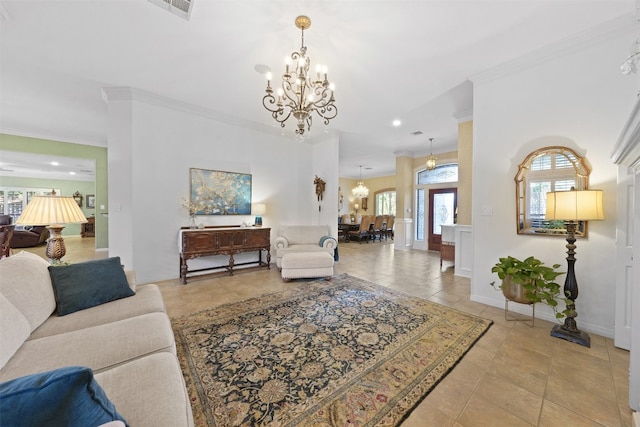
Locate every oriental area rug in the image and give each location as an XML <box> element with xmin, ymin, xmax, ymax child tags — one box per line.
<box><xmin>171</xmin><ymin>274</ymin><xmax>492</xmax><ymax>427</ymax></box>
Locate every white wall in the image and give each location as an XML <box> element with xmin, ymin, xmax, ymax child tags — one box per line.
<box><xmin>104</xmin><ymin>89</ymin><xmax>337</xmax><ymax>283</ymax></box>
<box><xmin>312</xmin><ymin>132</ymin><xmax>340</xmax><ymax>238</ymax></box>
<box><xmin>470</xmin><ymin>32</ymin><xmax>638</xmax><ymax>337</ymax></box>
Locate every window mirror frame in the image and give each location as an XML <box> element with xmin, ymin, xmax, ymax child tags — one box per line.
<box><xmin>515</xmin><ymin>146</ymin><xmax>591</xmax><ymax>237</ymax></box>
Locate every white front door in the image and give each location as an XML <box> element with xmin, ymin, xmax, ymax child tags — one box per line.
<box><xmin>614</xmin><ymin>165</ymin><xmax>634</xmax><ymax>349</ymax></box>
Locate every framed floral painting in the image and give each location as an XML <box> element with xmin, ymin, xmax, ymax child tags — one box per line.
<box><xmin>189</xmin><ymin>168</ymin><xmax>251</xmax><ymax>215</ymax></box>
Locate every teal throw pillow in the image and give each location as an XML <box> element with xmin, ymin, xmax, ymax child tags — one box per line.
<box><xmin>0</xmin><ymin>366</ymin><xmax>128</xmax><ymax>427</ymax></box>
<box><xmin>48</xmin><ymin>256</ymin><xmax>135</xmax><ymax>316</ymax></box>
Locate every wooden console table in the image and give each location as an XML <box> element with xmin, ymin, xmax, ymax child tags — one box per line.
<box><xmin>179</xmin><ymin>226</ymin><xmax>270</xmax><ymax>284</ymax></box>
<box><xmin>81</xmin><ymin>217</ymin><xmax>95</xmax><ymax>237</ymax></box>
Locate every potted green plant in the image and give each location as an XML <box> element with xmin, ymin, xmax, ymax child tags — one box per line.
<box><xmin>490</xmin><ymin>255</ymin><xmax>569</xmax><ymax>319</ymax></box>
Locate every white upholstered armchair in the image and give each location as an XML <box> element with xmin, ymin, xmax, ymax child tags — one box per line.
<box><xmin>274</xmin><ymin>225</ymin><xmax>337</xmax><ymax>269</ymax></box>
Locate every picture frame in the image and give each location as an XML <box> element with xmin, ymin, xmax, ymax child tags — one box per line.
<box><xmin>189</xmin><ymin>168</ymin><xmax>251</xmax><ymax>215</ymax></box>
<box><xmin>86</xmin><ymin>194</ymin><xmax>96</xmax><ymax>209</ymax></box>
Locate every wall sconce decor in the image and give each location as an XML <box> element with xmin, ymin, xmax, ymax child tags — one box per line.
<box><xmin>314</xmin><ymin>175</ymin><xmax>326</xmax><ymax>201</ymax></box>
<box><xmin>361</xmin><ymin>197</ymin><xmax>368</xmax><ymax>211</ymax></box>
<box><xmin>73</xmin><ymin>191</ymin><xmax>83</xmax><ymax>207</ymax></box>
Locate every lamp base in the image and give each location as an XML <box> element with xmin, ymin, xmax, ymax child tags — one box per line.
<box><xmin>45</xmin><ymin>225</ymin><xmax>66</xmax><ymax>263</ymax></box>
<box><xmin>550</xmin><ymin>324</ymin><xmax>591</xmax><ymax>347</ymax></box>
<box><xmin>254</xmin><ymin>216</ymin><xmax>263</xmax><ymax>227</ymax></box>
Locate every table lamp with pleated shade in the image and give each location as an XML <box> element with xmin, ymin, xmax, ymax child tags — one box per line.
<box><xmin>16</xmin><ymin>191</ymin><xmax>88</xmax><ymax>263</ymax></box>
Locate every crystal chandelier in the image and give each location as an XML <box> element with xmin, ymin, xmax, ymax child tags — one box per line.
<box><xmin>262</xmin><ymin>15</ymin><xmax>338</xmax><ymax>136</ymax></box>
<box><xmin>352</xmin><ymin>166</ymin><xmax>369</xmax><ymax>198</ymax></box>
<box><xmin>426</xmin><ymin>138</ymin><xmax>437</xmax><ymax>170</ymax></box>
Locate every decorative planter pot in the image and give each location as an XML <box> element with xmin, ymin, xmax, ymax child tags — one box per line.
<box><xmin>501</xmin><ymin>276</ymin><xmax>534</xmax><ymax>305</ymax></box>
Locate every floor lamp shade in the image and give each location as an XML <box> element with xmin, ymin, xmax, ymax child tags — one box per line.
<box><xmin>545</xmin><ymin>189</ymin><xmax>604</xmax><ymax>221</ymax></box>
<box><xmin>16</xmin><ymin>195</ymin><xmax>88</xmax><ymax>262</ymax></box>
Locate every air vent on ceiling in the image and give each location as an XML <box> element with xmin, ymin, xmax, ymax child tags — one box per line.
<box><xmin>411</xmin><ymin>131</ymin><xmax>423</xmax><ymax>136</ymax></box>
<box><xmin>148</xmin><ymin>0</ymin><xmax>193</xmax><ymax>20</ymax></box>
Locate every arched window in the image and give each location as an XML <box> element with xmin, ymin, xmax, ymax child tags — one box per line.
<box><xmin>417</xmin><ymin>164</ymin><xmax>458</xmax><ymax>185</ymax></box>
<box><xmin>515</xmin><ymin>146</ymin><xmax>590</xmax><ymax>236</ymax></box>
<box><xmin>375</xmin><ymin>190</ymin><xmax>396</xmax><ymax>216</ymax></box>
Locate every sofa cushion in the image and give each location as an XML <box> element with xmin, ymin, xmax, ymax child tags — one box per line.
<box><xmin>96</xmin><ymin>353</ymin><xmax>193</xmax><ymax>427</ymax></box>
<box><xmin>0</xmin><ymin>293</ymin><xmax>31</xmax><ymax>370</ymax></box>
<box><xmin>48</xmin><ymin>257</ymin><xmax>135</xmax><ymax>316</ymax></box>
<box><xmin>0</xmin><ymin>366</ymin><xmax>128</xmax><ymax>427</ymax></box>
<box><xmin>0</xmin><ymin>312</ymin><xmax>176</xmax><ymax>382</ymax></box>
<box><xmin>0</xmin><ymin>251</ymin><xmax>56</xmax><ymax>332</ymax></box>
<box><xmin>29</xmin><ymin>284</ymin><xmax>166</xmax><ymax>340</ymax></box>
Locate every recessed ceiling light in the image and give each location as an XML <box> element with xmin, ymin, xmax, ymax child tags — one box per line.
<box><xmin>392</xmin><ymin>119</ymin><xmax>402</xmax><ymax>127</ymax></box>
<box><xmin>69</xmin><ymin>171</ymin><xmax>76</xmax><ymax>175</ymax></box>
<box><xmin>51</xmin><ymin>161</ymin><xmax>59</xmax><ymax>166</ymax></box>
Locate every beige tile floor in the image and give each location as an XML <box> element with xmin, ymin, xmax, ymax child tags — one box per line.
<box><xmin>20</xmin><ymin>237</ymin><xmax>633</xmax><ymax>426</ymax></box>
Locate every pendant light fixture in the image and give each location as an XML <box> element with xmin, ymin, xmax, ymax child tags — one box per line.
<box><xmin>352</xmin><ymin>165</ymin><xmax>369</xmax><ymax>198</ymax></box>
<box><xmin>262</xmin><ymin>15</ymin><xmax>337</xmax><ymax>136</ymax></box>
<box><xmin>426</xmin><ymin>138</ymin><xmax>437</xmax><ymax>171</ymax></box>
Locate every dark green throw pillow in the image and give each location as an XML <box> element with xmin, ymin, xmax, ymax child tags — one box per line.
<box><xmin>48</xmin><ymin>256</ymin><xmax>135</xmax><ymax>316</ymax></box>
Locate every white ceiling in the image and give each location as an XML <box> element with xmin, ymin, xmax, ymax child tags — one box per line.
<box><xmin>0</xmin><ymin>150</ymin><xmax>96</xmax><ymax>182</ymax></box>
<box><xmin>0</xmin><ymin>0</ymin><xmax>636</xmax><ymax>180</ymax></box>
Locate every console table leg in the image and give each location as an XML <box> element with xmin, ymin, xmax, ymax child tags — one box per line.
<box><xmin>180</xmin><ymin>259</ymin><xmax>188</xmax><ymax>285</ymax></box>
<box><xmin>228</xmin><ymin>254</ymin><xmax>235</xmax><ymax>276</ymax></box>
<box><xmin>266</xmin><ymin>250</ymin><xmax>271</xmax><ymax>269</ymax></box>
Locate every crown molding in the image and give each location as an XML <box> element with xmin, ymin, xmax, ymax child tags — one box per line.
<box><xmin>0</xmin><ymin>125</ymin><xmax>106</xmax><ymax>148</ymax></box>
<box><xmin>471</xmin><ymin>13</ymin><xmax>638</xmax><ymax>85</ymax></box>
<box><xmin>0</xmin><ymin>2</ymin><xmax>12</xmax><ymax>21</ymax></box>
<box><xmin>453</xmin><ymin>108</ymin><xmax>473</xmax><ymax>123</ymax></box>
<box><xmin>611</xmin><ymin>95</ymin><xmax>640</xmax><ymax>168</ymax></box>
<box><xmin>393</xmin><ymin>150</ymin><xmax>414</xmax><ymax>158</ymax></box>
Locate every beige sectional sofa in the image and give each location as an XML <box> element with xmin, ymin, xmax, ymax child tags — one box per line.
<box><xmin>0</xmin><ymin>252</ymin><xmax>193</xmax><ymax>427</ymax></box>
<box><xmin>274</xmin><ymin>225</ymin><xmax>338</xmax><ymax>269</ymax></box>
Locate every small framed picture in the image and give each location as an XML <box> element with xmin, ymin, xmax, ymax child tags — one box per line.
<box><xmin>86</xmin><ymin>194</ymin><xmax>96</xmax><ymax>209</ymax></box>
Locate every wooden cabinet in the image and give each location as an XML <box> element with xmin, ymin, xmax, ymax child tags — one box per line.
<box><xmin>179</xmin><ymin>226</ymin><xmax>270</xmax><ymax>284</ymax></box>
<box><xmin>81</xmin><ymin>217</ymin><xmax>95</xmax><ymax>237</ymax></box>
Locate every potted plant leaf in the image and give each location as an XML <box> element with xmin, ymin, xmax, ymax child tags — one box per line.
<box><xmin>490</xmin><ymin>255</ymin><xmax>569</xmax><ymax>319</ymax></box>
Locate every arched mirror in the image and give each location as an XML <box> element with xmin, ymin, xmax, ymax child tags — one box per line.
<box><xmin>515</xmin><ymin>146</ymin><xmax>591</xmax><ymax>236</ymax></box>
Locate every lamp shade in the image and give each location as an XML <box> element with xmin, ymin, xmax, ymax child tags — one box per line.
<box><xmin>545</xmin><ymin>189</ymin><xmax>604</xmax><ymax>221</ymax></box>
<box><xmin>16</xmin><ymin>195</ymin><xmax>88</xmax><ymax>226</ymax></box>
<box><xmin>252</xmin><ymin>203</ymin><xmax>266</xmax><ymax>216</ymax></box>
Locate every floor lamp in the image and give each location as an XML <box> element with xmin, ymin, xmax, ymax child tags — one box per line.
<box><xmin>545</xmin><ymin>188</ymin><xmax>604</xmax><ymax>347</ymax></box>
<box><xmin>16</xmin><ymin>192</ymin><xmax>88</xmax><ymax>264</ymax></box>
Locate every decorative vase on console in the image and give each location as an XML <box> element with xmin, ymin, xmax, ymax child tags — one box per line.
<box><xmin>190</xmin><ymin>215</ymin><xmax>197</xmax><ymax>229</ymax></box>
